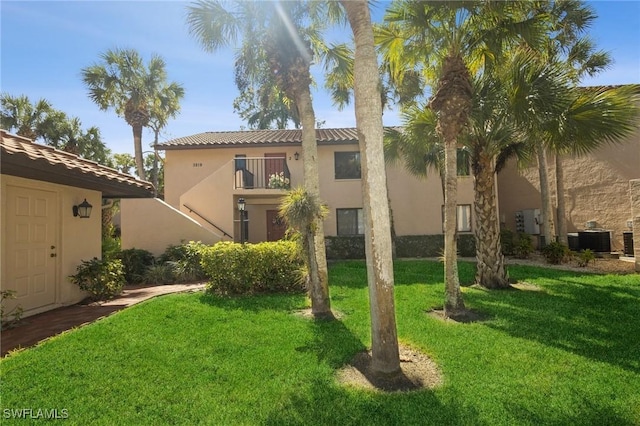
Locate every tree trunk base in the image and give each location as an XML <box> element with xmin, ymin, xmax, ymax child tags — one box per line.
<box><xmin>310</xmin><ymin>309</ymin><xmax>335</xmax><ymax>321</ymax></box>
<box><xmin>476</xmin><ymin>274</ymin><xmax>511</xmax><ymax>290</ymax></box>
<box><xmin>336</xmin><ymin>343</ymin><xmax>443</xmax><ymax>392</ymax></box>
<box><xmin>429</xmin><ymin>308</ymin><xmax>488</xmax><ymax>323</ymax></box>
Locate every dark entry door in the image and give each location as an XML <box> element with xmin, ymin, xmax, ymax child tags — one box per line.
<box><xmin>266</xmin><ymin>210</ymin><xmax>287</xmax><ymax>241</ymax></box>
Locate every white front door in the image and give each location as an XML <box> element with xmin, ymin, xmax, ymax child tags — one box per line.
<box><xmin>5</xmin><ymin>185</ymin><xmax>58</xmax><ymax>313</ymax></box>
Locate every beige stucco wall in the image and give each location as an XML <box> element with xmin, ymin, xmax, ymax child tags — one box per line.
<box><xmin>630</xmin><ymin>179</ymin><xmax>640</xmax><ymax>270</ymax></box>
<box><xmin>120</xmin><ymin>198</ymin><xmax>222</xmax><ymax>256</ymax></box>
<box><xmin>497</xmin><ymin>129</ymin><xmax>640</xmax><ymax>251</ymax></box>
<box><xmin>1</xmin><ymin>174</ymin><xmax>100</xmax><ymax>317</ymax></box>
<box><xmin>163</xmin><ymin>142</ymin><xmax>476</xmax><ymax>241</ymax></box>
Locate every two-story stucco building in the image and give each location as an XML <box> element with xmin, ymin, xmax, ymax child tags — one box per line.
<box><xmin>121</xmin><ymin>128</ymin><xmax>475</xmax><ymax>255</ymax></box>
<box><xmin>121</xmin><ymin>120</ymin><xmax>638</xmax><ymax>264</ymax></box>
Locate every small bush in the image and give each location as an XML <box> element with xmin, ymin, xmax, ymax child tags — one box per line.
<box><xmin>515</xmin><ymin>233</ymin><xmax>534</xmax><ymax>259</ymax></box>
<box><xmin>102</xmin><ymin>224</ymin><xmax>120</xmax><ymax>259</ymax></box>
<box><xmin>144</xmin><ymin>262</ymin><xmax>175</xmax><ymax>285</ymax></box>
<box><xmin>1</xmin><ymin>290</ymin><xmax>23</xmax><ymax>329</ymax></box>
<box><xmin>119</xmin><ymin>248</ymin><xmax>155</xmax><ymax>284</ymax></box>
<box><xmin>69</xmin><ymin>258</ymin><xmax>125</xmax><ymax>301</ymax></box>
<box><xmin>576</xmin><ymin>249</ymin><xmax>595</xmax><ymax>267</ymax></box>
<box><xmin>200</xmin><ymin>241</ymin><xmax>303</xmax><ymax>295</ymax></box>
<box><xmin>501</xmin><ymin>229</ymin><xmax>516</xmax><ymax>256</ymax></box>
<box><xmin>541</xmin><ymin>242</ymin><xmax>571</xmax><ymax>265</ymax></box>
<box><xmin>159</xmin><ymin>241</ymin><xmax>207</xmax><ymax>282</ymax></box>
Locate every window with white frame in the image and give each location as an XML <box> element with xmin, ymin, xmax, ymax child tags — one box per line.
<box><xmin>337</xmin><ymin>208</ymin><xmax>364</xmax><ymax>235</ymax></box>
<box><xmin>441</xmin><ymin>204</ymin><xmax>472</xmax><ymax>232</ymax></box>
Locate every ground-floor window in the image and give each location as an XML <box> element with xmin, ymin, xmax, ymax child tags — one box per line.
<box><xmin>441</xmin><ymin>204</ymin><xmax>472</xmax><ymax>233</ymax></box>
<box><xmin>337</xmin><ymin>208</ymin><xmax>364</xmax><ymax>235</ymax></box>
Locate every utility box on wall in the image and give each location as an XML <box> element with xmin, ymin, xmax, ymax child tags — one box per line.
<box><xmin>515</xmin><ymin>209</ymin><xmax>541</xmax><ymax>235</ymax></box>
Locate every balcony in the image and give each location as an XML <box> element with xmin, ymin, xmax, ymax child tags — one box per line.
<box><xmin>234</xmin><ymin>157</ymin><xmax>291</xmax><ymax>190</ymax></box>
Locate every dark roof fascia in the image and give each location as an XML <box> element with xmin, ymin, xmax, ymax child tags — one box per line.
<box><xmin>1</xmin><ymin>153</ymin><xmax>153</xmax><ymax>198</ymax></box>
<box><xmin>159</xmin><ymin>141</ymin><xmax>302</xmax><ymax>151</ymax></box>
<box><xmin>158</xmin><ymin>139</ymin><xmax>360</xmax><ymax>151</ymax></box>
<box><xmin>1</xmin><ymin>130</ymin><xmax>155</xmax><ymax>198</ymax></box>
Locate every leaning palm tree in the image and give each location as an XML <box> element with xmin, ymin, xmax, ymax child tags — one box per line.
<box><xmin>340</xmin><ymin>0</ymin><xmax>401</xmax><ymax>377</ymax></box>
<box><xmin>187</xmin><ymin>0</ymin><xmax>332</xmax><ymax>317</ymax></box>
<box><xmin>81</xmin><ymin>48</ymin><xmax>184</xmax><ymax>180</ymax></box>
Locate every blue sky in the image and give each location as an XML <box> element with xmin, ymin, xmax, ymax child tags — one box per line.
<box><xmin>2</xmin><ymin>1</ymin><xmax>639</xmax><ymax>156</ymax></box>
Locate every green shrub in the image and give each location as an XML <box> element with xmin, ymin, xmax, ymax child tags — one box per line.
<box><xmin>200</xmin><ymin>241</ymin><xmax>303</xmax><ymax>295</ymax></box>
<box><xmin>159</xmin><ymin>241</ymin><xmax>207</xmax><ymax>282</ymax></box>
<box><xmin>501</xmin><ymin>229</ymin><xmax>516</xmax><ymax>256</ymax></box>
<box><xmin>118</xmin><ymin>248</ymin><xmax>155</xmax><ymax>284</ymax></box>
<box><xmin>541</xmin><ymin>241</ymin><xmax>571</xmax><ymax>265</ymax></box>
<box><xmin>515</xmin><ymin>233</ymin><xmax>534</xmax><ymax>259</ymax></box>
<box><xmin>69</xmin><ymin>258</ymin><xmax>125</xmax><ymax>301</ymax></box>
<box><xmin>144</xmin><ymin>262</ymin><xmax>175</xmax><ymax>285</ymax></box>
<box><xmin>576</xmin><ymin>249</ymin><xmax>595</xmax><ymax>267</ymax></box>
<box><xmin>102</xmin><ymin>224</ymin><xmax>121</xmax><ymax>260</ymax></box>
<box><xmin>1</xmin><ymin>290</ymin><xmax>23</xmax><ymax>329</ymax></box>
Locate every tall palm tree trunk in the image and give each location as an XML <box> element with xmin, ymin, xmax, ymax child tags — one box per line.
<box><xmin>342</xmin><ymin>0</ymin><xmax>400</xmax><ymax>375</ymax></box>
<box><xmin>537</xmin><ymin>146</ymin><xmax>555</xmax><ymax>246</ymax></box>
<box><xmin>132</xmin><ymin>124</ymin><xmax>147</xmax><ymax>181</ymax></box>
<box><xmin>474</xmin><ymin>152</ymin><xmax>509</xmax><ymax>288</ymax></box>
<box><xmin>297</xmin><ymin>86</ymin><xmax>331</xmax><ymax>317</ymax></box>
<box><xmin>555</xmin><ymin>154</ymin><xmax>568</xmax><ymax>245</ymax></box>
<box><xmin>443</xmin><ymin>138</ymin><xmax>464</xmax><ymax>313</ymax></box>
<box><xmin>430</xmin><ymin>53</ymin><xmax>470</xmax><ymax>317</ymax></box>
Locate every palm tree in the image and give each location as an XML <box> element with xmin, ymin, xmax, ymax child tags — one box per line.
<box><xmin>81</xmin><ymin>48</ymin><xmax>184</xmax><ymax>180</ymax></box>
<box><xmin>148</xmin><ymin>81</ymin><xmax>185</xmax><ymax>195</ymax></box>
<box><xmin>467</xmin><ymin>72</ymin><xmax>524</xmax><ymax>288</ymax></box>
<box><xmin>187</xmin><ymin>0</ymin><xmax>332</xmax><ymax>317</ymax></box>
<box><xmin>0</xmin><ymin>93</ymin><xmax>53</xmax><ymax>140</ymax></box>
<box><xmin>385</xmin><ymin>76</ymin><xmax>519</xmax><ymax>290</ymax></box>
<box><xmin>541</xmin><ymin>1</ymin><xmax>616</xmax><ymax>246</ymax></box>
<box><xmin>1</xmin><ymin>93</ymin><xmax>113</xmax><ymax>165</ymax></box>
<box><xmin>340</xmin><ymin>0</ymin><xmax>401</xmax><ymax>376</ymax></box>
<box><xmin>279</xmin><ymin>187</ymin><xmax>330</xmax><ymax>317</ymax></box>
<box><xmin>541</xmin><ymin>83</ymin><xmax>640</xmax><ymax>245</ymax></box>
<box><xmin>380</xmin><ymin>0</ymin><xmax>546</xmax><ymax>307</ymax></box>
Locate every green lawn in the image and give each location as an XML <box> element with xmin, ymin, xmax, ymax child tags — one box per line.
<box><xmin>2</xmin><ymin>260</ymin><xmax>639</xmax><ymax>425</ymax></box>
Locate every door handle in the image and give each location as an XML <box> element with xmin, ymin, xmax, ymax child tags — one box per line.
<box><xmin>50</xmin><ymin>253</ymin><xmax>57</xmax><ymax>258</ymax></box>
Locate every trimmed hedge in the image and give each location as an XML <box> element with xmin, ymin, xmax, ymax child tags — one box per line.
<box><xmin>200</xmin><ymin>241</ymin><xmax>304</xmax><ymax>295</ymax></box>
<box><xmin>325</xmin><ymin>234</ymin><xmax>476</xmax><ymax>259</ymax></box>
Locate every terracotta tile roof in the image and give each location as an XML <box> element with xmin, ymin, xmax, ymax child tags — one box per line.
<box><xmin>159</xmin><ymin>128</ymin><xmax>360</xmax><ymax>149</ymax></box>
<box><xmin>1</xmin><ymin>130</ymin><xmax>154</xmax><ymax>198</ymax></box>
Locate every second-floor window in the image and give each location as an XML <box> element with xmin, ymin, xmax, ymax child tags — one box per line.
<box><xmin>457</xmin><ymin>149</ymin><xmax>470</xmax><ymax>176</ymax></box>
<box><xmin>335</xmin><ymin>152</ymin><xmax>361</xmax><ymax>179</ymax></box>
<box><xmin>337</xmin><ymin>208</ymin><xmax>364</xmax><ymax>235</ymax></box>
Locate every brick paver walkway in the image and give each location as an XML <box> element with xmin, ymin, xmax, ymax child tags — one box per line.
<box><xmin>1</xmin><ymin>283</ymin><xmax>206</xmax><ymax>357</ymax></box>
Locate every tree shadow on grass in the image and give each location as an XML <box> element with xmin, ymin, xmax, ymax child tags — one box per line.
<box><xmin>467</xmin><ymin>272</ymin><xmax>640</xmax><ymax>373</ymax></box>
<box><xmin>265</xmin><ymin>315</ymin><xmax>477</xmax><ymax>425</ymax></box>
<box><xmin>198</xmin><ymin>291</ymin><xmax>308</xmax><ymax>313</ymax></box>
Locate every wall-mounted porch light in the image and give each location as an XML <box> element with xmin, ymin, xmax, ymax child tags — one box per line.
<box><xmin>73</xmin><ymin>199</ymin><xmax>93</xmax><ymax>218</ymax></box>
<box><xmin>294</xmin><ymin>152</ymin><xmax>300</xmax><ymax>161</ymax></box>
<box><xmin>237</xmin><ymin>198</ymin><xmax>246</xmax><ymax>244</ymax></box>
